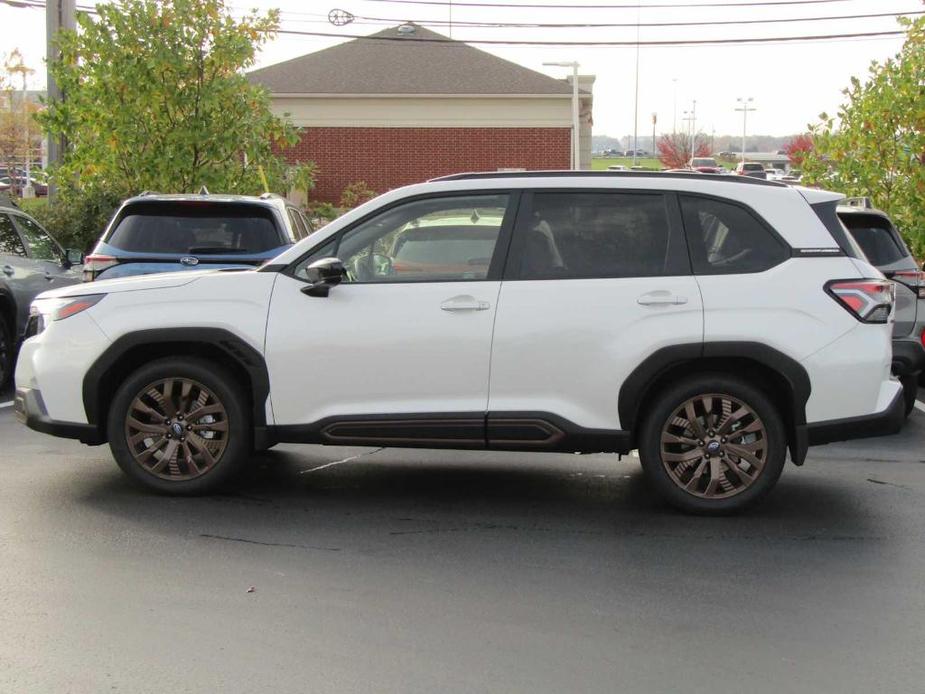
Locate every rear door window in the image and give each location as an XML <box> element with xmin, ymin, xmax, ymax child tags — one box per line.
<box><xmin>107</xmin><ymin>203</ymin><xmax>284</xmax><ymax>254</ymax></box>
<box><xmin>680</xmin><ymin>195</ymin><xmax>788</xmax><ymax>274</ymax></box>
<box><xmin>510</xmin><ymin>191</ymin><xmax>679</xmax><ymax>280</ymax></box>
<box><xmin>0</xmin><ymin>214</ymin><xmax>26</xmax><ymax>257</ymax></box>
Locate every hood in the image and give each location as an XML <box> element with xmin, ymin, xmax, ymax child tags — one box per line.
<box><xmin>36</xmin><ymin>268</ymin><xmax>233</xmax><ymax>299</ymax></box>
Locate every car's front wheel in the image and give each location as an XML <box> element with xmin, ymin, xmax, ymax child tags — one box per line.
<box><xmin>107</xmin><ymin>357</ymin><xmax>251</xmax><ymax>494</ymax></box>
<box><xmin>638</xmin><ymin>374</ymin><xmax>787</xmax><ymax>515</ymax></box>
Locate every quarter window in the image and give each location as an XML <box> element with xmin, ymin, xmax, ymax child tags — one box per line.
<box><xmin>294</xmin><ymin>194</ymin><xmax>510</xmax><ymax>283</ymax></box>
<box><xmin>13</xmin><ymin>215</ymin><xmax>62</xmax><ymax>262</ymax></box>
<box><xmin>680</xmin><ymin>196</ymin><xmax>788</xmax><ymax>274</ymax></box>
<box><xmin>513</xmin><ymin>192</ymin><xmax>674</xmax><ymax>280</ymax></box>
<box><xmin>0</xmin><ymin>215</ymin><xmax>26</xmax><ymax>257</ymax></box>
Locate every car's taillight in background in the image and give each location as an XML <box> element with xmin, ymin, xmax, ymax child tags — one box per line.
<box><xmin>889</xmin><ymin>269</ymin><xmax>925</xmax><ymax>298</ymax></box>
<box><xmin>826</xmin><ymin>279</ymin><xmax>895</xmax><ymax>323</ymax></box>
<box><xmin>82</xmin><ymin>254</ymin><xmax>118</xmax><ymax>282</ymax></box>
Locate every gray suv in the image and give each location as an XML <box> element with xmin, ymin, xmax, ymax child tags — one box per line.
<box><xmin>0</xmin><ymin>204</ymin><xmax>82</xmax><ymax>387</ymax></box>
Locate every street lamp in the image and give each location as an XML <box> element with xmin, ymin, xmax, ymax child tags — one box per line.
<box><xmin>735</xmin><ymin>97</ymin><xmax>756</xmax><ymax>162</ymax></box>
<box><xmin>544</xmin><ymin>61</ymin><xmax>580</xmax><ymax>170</ymax></box>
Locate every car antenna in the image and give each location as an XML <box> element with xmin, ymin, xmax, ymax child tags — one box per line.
<box><xmin>198</xmin><ymin>185</ymin><xmax>210</xmax><ymax>195</ymax></box>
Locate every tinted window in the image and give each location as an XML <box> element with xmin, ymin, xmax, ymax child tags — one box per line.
<box><xmin>0</xmin><ymin>214</ymin><xmax>26</xmax><ymax>257</ymax></box>
<box><xmin>840</xmin><ymin>216</ymin><xmax>907</xmax><ymax>266</ymax></box>
<box><xmin>681</xmin><ymin>195</ymin><xmax>788</xmax><ymax>274</ymax></box>
<box><xmin>13</xmin><ymin>215</ymin><xmax>61</xmax><ymax>261</ymax></box>
<box><xmin>107</xmin><ymin>203</ymin><xmax>283</xmax><ymax>254</ymax></box>
<box><xmin>295</xmin><ymin>194</ymin><xmax>509</xmax><ymax>283</ymax></box>
<box><xmin>514</xmin><ymin>192</ymin><xmax>672</xmax><ymax>280</ymax></box>
<box><xmin>287</xmin><ymin>208</ymin><xmax>307</xmax><ymax>240</ymax></box>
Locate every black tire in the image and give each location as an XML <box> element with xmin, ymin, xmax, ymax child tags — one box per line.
<box><xmin>107</xmin><ymin>357</ymin><xmax>251</xmax><ymax>495</ymax></box>
<box><xmin>637</xmin><ymin>373</ymin><xmax>787</xmax><ymax>515</ymax></box>
<box><xmin>900</xmin><ymin>373</ymin><xmax>918</xmax><ymax>418</ymax></box>
<box><xmin>0</xmin><ymin>316</ymin><xmax>12</xmax><ymax>390</ymax></box>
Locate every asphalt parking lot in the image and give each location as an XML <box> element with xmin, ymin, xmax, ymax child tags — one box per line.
<box><xmin>2</xmin><ymin>384</ymin><xmax>925</xmax><ymax>693</ymax></box>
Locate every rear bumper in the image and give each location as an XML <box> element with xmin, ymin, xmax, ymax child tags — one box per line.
<box><xmin>803</xmin><ymin>386</ymin><xmax>905</xmax><ymax>447</ymax></box>
<box><xmin>14</xmin><ymin>387</ymin><xmax>104</xmax><ymax>445</ymax></box>
<box><xmin>891</xmin><ymin>336</ymin><xmax>925</xmax><ymax>377</ymax></box>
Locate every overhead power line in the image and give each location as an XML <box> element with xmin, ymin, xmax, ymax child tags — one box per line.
<box><xmin>276</xmin><ymin>27</ymin><xmax>906</xmax><ymax>46</ymax></box>
<box><xmin>359</xmin><ymin>0</ymin><xmax>863</xmax><ymax>9</ymax></box>
<box><xmin>317</xmin><ymin>9</ymin><xmax>925</xmax><ymax>29</ymax></box>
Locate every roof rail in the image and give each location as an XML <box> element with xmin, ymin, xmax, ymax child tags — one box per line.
<box><xmin>259</xmin><ymin>192</ymin><xmax>283</xmax><ymax>200</ymax></box>
<box><xmin>428</xmin><ymin>170</ymin><xmax>787</xmax><ymax>187</ymax></box>
<box><xmin>137</xmin><ymin>190</ymin><xmax>162</xmax><ymax>197</ymax></box>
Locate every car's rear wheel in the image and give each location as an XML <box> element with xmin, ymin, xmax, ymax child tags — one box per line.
<box><xmin>107</xmin><ymin>357</ymin><xmax>251</xmax><ymax>494</ymax></box>
<box><xmin>0</xmin><ymin>317</ymin><xmax>12</xmax><ymax>389</ymax></box>
<box><xmin>638</xmin><ymin>374</ymin><xmax>787</xmax><ymax>515</ymax></box>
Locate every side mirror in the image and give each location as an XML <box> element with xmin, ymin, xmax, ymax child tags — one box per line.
<box><xmin>301</xmin><ymin>257</ymin><xmax>347</xmax><ymax>297</ymax></box>
<box><xmin>65</xmin><ymin>249</ymin><xmax>84</xmax><ymax>267</ymax></box>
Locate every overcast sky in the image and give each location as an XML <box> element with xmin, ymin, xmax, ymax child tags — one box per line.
<box><xmin>0</xmin><ymin>0</ymin><xmax>918</xmax><ymax>137</ymax></box>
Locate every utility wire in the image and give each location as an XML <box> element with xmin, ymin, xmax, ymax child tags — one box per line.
<box><xmin>358</xmin><ymin>0</ymin><xmax>866</xmax><ymax>9</ymax></box>
<box><xmin>275</xmin><ymin>27</ymin><xmax>906</xmax><ymax>46</ymax></box>
<box><xmin>289</xmin><ymin>9</ymin><xmax>924</xmax><ymax>29</ymax></box>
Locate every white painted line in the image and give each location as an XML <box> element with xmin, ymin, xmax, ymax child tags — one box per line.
<box><xmin>0</xmin><ymin>401</ymin><xmax>13</xmax><ymax>410</ymax></box>
<box><xmin>914</xmin><ymin>400</ymin><xmax>925</xmax><ymax>414</ymax></box>
<box><xmin>298</xmin><ymin>447</ymin><xmax>384</xmax><ymax>474</ymax></box>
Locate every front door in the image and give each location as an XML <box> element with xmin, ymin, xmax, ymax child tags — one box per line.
<box><xmin>265</xmin><ymin>192</ymin><xmax>517</xmax><ymax>446</ymax></box>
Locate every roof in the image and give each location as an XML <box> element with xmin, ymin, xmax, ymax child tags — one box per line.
<box><xmin>248</xmin><ymin>24</ymin><xmax>576</xmax><ymax>96</ymax></box>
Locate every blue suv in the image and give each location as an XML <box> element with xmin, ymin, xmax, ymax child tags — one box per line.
<box><xmin>83</xmin><ymin>193</ymin><xmax>313</xmax><ymax>281</ymax></box>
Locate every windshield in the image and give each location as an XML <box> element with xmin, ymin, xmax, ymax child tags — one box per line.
<box><xmin>691</xmin><ymin>158</ymin><xmax>718</xmax><ymax>167</ymax></box>
<box><xmin>107</xmin><ymin>202</ymin><xmax>283</xmax><ymax>254</ymax></box>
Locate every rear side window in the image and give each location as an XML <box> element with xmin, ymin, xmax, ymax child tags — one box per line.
<box><xmin>0</xmin><ymin>214</ymin><xmax>26</xmax><ymax>257</ymax></box>
<box><xmin>840</xmin><ymin>215</ymin><xmax>907</xmax><ymax>266</ymax></box>
<box><xmin>107</xmin><ymin>203</ymin><xmax>283</xmax><ymax>254</ymax></box>
<box><xmin>512</xmin><ymin>192</ymin><xmax>676</xmax><ymax>280</ymax></box>
<box><xmin>680</xmin><ymin>195</ymin><xmax>788</xmax><ymax>274</ymax></box>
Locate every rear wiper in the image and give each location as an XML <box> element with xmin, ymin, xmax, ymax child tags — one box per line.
<box><xmin>186</xmin><ymin>247</ymin><xmax>250</xmax><ymax>254</ymax></box>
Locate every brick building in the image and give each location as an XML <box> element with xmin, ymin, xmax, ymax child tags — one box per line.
<box><xmin>248</xmin><ymin>24</ymin><xmax>594</xmax><ymax>204</ymax></box>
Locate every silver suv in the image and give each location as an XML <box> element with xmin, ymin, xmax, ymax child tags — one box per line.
<box><xmin>0</xmin><ymin>204</ymin><xmax>82</xmax><ymax>386</ymax></box>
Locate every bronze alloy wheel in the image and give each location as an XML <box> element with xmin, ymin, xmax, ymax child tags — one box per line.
<box><xmin>124</xmin><ymin>377</ymin><xmax>230</xmax><ymax>481</ymax></box>
<box><xmin>659</xmin><ymin>393</ymin><xmax>768</xmax><ymax>499</ymax></box>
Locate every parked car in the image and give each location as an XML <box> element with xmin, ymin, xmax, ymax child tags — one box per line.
<box><xmin>82</xmin><ymin>192</ymin><xmax>314</xmax><ymax>281</ymax></box>
<box><xmin>607</xmin><ymin>164</ymin><xmax>628</xmax><ymax>171</ymax></box>
<box><xmin>735</xmin><ymin>162</ymin><xmax>768</xmax><ymax>179</ymax></box>
<box><xmin>0</xmin><ymin>203</ymin><xmax>82</xmax><ymax>387</ymax></box>
<box><xmin>837</xmin><ymin>198</ymin><xmax>925</xmax><ymax>412</ymax></box>
<box><xmin>689</xmin><ymin>157</ymin><xmax>724</xmax><ymax>174</ymax></box>
<box><xmin>764</xmin><ymin>168</ymin><xmax>787</xmax><ymax>181</ymax></box>
<box><xmin>16</xmin><ymin>172</ymin><xmax>903</xmax><ymax>514</ymax></box>
<box><xmin>0</xmin><ymin>175</ymin><xmax>49</xmax><ymax>197</ymax></box>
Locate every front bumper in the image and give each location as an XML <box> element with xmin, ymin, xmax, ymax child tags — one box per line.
<box><xmin>804</xmin><ymin>386</ymin><xmax>905</xmax><ymax>447</ymax></box>
<box><xmin>14</xmin><ymin>388</ymin><xmax>104</xmax><ymax>445</ymax></box>
<box><xmin>891</xmin><ymin>336</ymin><xmax>925</xmax><ymax>377</ymax></box>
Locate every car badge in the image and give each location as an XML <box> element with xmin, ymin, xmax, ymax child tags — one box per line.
<box><xmin>180</xmin><ymin>256</ymin><xmax>200</xmax><ymax>266</ymax></box>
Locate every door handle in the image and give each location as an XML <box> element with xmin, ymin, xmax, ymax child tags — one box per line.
<box><xmin>2</xmin><ymin>265</ymin><xmax>13</xmax><ymax>277</ymax></box>
<box><xmin>440</xmin><ymin>295</ymin><xmax>490</xmax><ymax>312</ymax></box>
<box><xmin>637</xmin><ymin>291</ymin><xmax>688</xmax><ymax>306</ymax></box>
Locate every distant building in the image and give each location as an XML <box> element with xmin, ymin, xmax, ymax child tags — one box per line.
<box><xmin>249</xmin><ymin>24</ymin><xmax>594</xmax><ymax>203</ymax></box>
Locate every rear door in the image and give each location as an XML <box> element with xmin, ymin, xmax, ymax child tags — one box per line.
<box><xmin>487</xmin><ymin>189</ymin><xmax>703</xmax><ymax>436</ymax></box>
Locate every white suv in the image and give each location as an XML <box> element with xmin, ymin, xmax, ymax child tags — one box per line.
<box><xmin>14</xmin><ymin>172</ymin><xmax>904</xmax><ymax>513</ymax></box>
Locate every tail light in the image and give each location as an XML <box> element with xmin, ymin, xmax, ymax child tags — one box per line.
<box><xmin>826</xmin><ymin>279</ymin><xmax>895</xmax><ymax>323</ymax></box>
<box><xmin>890</xmin><ymin>270</ymin><xmax>925</xmax><ymax>298</ymax></box>
<box><xmin>82</xmin><ymin>254</ymin><xmax>118</xmax><ymax>282</ymax></box>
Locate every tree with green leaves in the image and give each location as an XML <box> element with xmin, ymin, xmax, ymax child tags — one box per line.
<box><xmin>37</xmin><ymin>0</ymin><xmax>307</xmax><ymax>247</ymax></box>
<box><xmin>802</xmin><ymin>15</ymin><xmax>925</xmax><ymax>255</ymax></box>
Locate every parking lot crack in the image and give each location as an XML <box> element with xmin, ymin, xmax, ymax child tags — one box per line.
<box><xmin>199</xmin><ymin>533</ymin><xmax>341</xmax><ymax>552</ymax></box>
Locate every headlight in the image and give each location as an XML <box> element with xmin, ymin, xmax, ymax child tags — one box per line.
<box><xmin>28</xmin><ymin>294</ymin><xmax>105</xmax><ymax>336</ymax></box>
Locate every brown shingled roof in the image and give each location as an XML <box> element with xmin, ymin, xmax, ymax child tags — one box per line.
<box><xmin>248</xmin><ymin>24</ymin><xmax>575</xmax><ymax>96</ymax></box>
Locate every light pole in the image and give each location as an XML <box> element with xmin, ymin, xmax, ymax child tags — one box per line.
<box><xmin>735</xmin><ymin>97</ymin><xmax>755</xmax><ymax>162</ymax></box>
<box><xmin>672</xmin><ymin>77</ymin><xmax>678</xmax><ymax>134</ymax></box>
<box><xmin>544</xmin><ymin>61</ymin><xmax>580</xmax><ymax>170</ymax></box>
